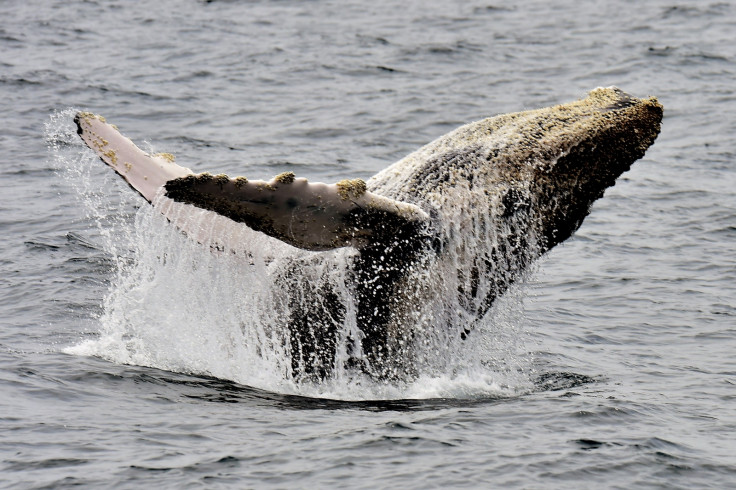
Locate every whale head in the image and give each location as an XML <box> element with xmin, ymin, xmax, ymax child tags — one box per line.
<box><xmin>372</xmin><ymin>86</ymin><xmax>663</xmax><ymax>252</ymax></box>
<box><xmin>514</xmin><ymin>87</ymin><xmax>663</xmax><ymax>250</ymax></box>
<box><xmin>366</xmin><ymin>87</ymin><xmax>663</xmax><ymax>326</ymax></box>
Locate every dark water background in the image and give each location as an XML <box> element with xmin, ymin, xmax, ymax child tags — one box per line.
<box><xmin>2</xmin><ymin>0</ymin><xmax>735</xmax><ymax>487</ymax></box>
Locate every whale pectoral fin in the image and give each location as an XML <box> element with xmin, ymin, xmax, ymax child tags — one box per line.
<box><xmin>75</xmin><ymin>112</ymin><xmax>428</xmax><ymax>251</ymax></box>
<box><xmin>74</xmin><ymin>112</ymin><xmax>193</xmax><ymax>202</ymax></box>
<box><xmin>163</xmin><ymin>173</ymin><xmax>429</xmax><ymax>251</ymax></box>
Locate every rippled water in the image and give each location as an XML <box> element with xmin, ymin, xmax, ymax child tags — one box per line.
<box><xmin>2</xmin><ymin>0</ymin><xmax>735</xmax><ymax>487</ymax></box>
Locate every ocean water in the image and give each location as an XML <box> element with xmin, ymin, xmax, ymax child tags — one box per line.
<box><xmin>2</xmin><ymin>0</ymin><xmax>735</xmax><ymax>488</ymax></box>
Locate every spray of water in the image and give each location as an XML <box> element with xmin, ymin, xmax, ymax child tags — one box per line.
<box><xmin>47</xmin><ymin>109</ymin><xmax>534</xmax><ymax>400</ymax></box>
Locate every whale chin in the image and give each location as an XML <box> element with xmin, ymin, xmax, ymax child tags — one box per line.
<box><xmin>74</xmin><ymin>87</ymin><xmax>662</xmax><ymax>382</ymax></box>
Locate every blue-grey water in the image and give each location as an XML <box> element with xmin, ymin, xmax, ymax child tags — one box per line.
<box><xmin>2</xmin><ymin>0</ymin><xmax>735</xmax><ymax>488</ymax></box>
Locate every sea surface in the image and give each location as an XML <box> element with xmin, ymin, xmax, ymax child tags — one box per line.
<box><xmin>2</xmin><ymin>0</ymin><xmax>735</xmax><ymax>488</ymax></box>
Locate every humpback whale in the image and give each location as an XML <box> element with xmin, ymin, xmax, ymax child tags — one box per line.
<box><xmin>75</xmin><ymin>87</ymin><xmax>662</xmax><ymax>382</ymax></box>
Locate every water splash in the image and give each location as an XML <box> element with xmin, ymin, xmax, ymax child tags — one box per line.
<box><xmin>48</xmin><ymin>110</ymin><xmax>534</xmax><ymax>401</ymax></box>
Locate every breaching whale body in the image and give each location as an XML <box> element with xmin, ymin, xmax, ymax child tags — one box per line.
<box><xmin>74</xmin><ymin>87</ymin><xmax>662</xmax><ymax>382</ymax></box>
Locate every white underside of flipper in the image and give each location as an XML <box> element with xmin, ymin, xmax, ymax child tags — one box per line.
<box><xmin>75</xmin><ymin>113</ymin><xmax>429</xmax><ymax>251</ymax></box>
<box><xmin>75</xmin><ymin>113</ymin><xmax>194</xmax><ymax>202</ymax></box>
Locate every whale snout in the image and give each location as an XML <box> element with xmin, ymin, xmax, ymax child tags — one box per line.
<box><xmin>533</xmin><ymin>88</ymin><xmax>663</xmax><ymax>249</ymax></box>
<box><xmin>564</xmin><ymin>87</ymin><xmax>662</xmax><ymax>177</ymax></box>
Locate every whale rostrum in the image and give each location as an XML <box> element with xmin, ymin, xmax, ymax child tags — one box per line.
<box><xmin>75</xmin><ymin>87</ymin><xmax>662</xmax><ymax>381</ymax></box>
